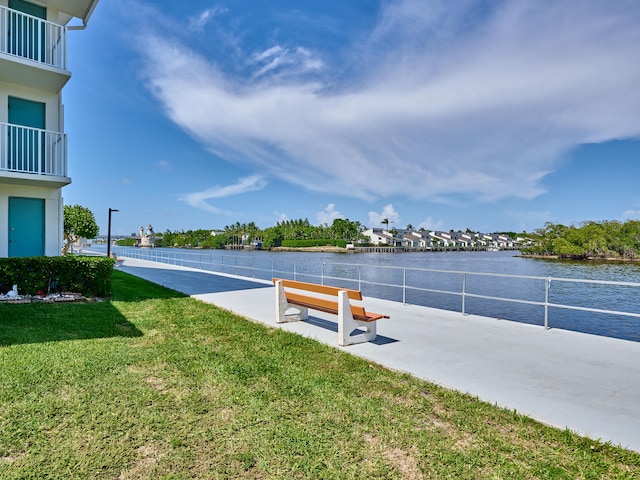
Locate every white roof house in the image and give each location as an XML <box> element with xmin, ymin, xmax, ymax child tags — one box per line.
<box><xmin>363</xmin><ymin>228</ymin><xmax>402</xmax><ymax>246</ymax></box>
<box><xmin>429</xmin><ymin>231</ymin><xmax>454</xmax><ymax>247</ymax></box>
<box><xmin>401</xmin><ymin>232</ymin><xmax>428</xmax><ymax>248</ymax></box>
<box><xmin>0</xmin><ymin>0</ymin><xmax>99</xmax><ymax>257</ymax></box>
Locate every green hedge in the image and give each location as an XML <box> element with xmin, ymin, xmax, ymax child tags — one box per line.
<box><xmin>281</xmin><ymin>239</ymin><xmax>347</xmax><ymax>248</ymax></box>
<box><xmin>116</xmin><ymin>238</ymin><xmax>138</xmax><ymax>247</ymax></box>
<box><xmin>0</xmin><ymin>256</ymin><xmax>115</xmax><ymax>297</ymax></box>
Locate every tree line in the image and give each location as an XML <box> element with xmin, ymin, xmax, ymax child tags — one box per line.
<box><xmin>523</xmin><ymin>220</ymin><xmax>640</xmax><ymax>260</ymax></box>
<box><xmin>151</xmin><ymin>218</ymin><xmax>366</xmax><ymax>249</ymax></box>
<box><xmin>96</xmin><ymin>203</ymin><xmax>637</xmax><ymax>260</ymax></box>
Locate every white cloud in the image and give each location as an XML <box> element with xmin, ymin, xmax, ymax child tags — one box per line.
<box><xmin>140</xmin><ymin>0</ymin><xmax>640</xmax><ymax>205</ymax></box>
<box><xmin>368</xmin><ymin>204</ymin><xmax>400</xmax><ymax>228</ymax></box>
<box><xmin>622</xmin><ymin>210</ymin><xmax>640</xmax><ymax>220</ymax></box>
<box><xmin>417</xmin><ymin>217</ymin><xmax>444</xmax><ymax>231</ymax></box>
<box><xmin>275</xmin><ymin>211</ymin><xmax>289</xmax><ymax>224</ymax></box>
<box><xmin>179</xmin><ymin>175</ymin><xmax>267</xmax><ymax>214</ymax></box>
<box><xmin>155</xmin><ymin>160</ymin><xmax>171</xmax><ymax>170</ymax></box>
<box><xmin>250</xmin><ymin>45</ymin><xmax>324</xmax><ymax>79</ymax></box>
<box><xmin>188</xmin><ymin>7</ymin><xmax>226</xmax><ymax>32</ymax></box>
<box><xmin>505</xmin><ymin>210</ymin><xmax>553</xmax><ymax>232</ymax></box>
<box><xmin>316</xmin><ymin>203</ymin><xmax>344</xmax><ymax>225</ymax></box>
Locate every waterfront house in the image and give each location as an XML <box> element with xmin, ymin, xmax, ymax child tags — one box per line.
<box><xmin>401</xmin><ymin>232</ymin><xmax>428</xmax><ymax>248</ymax></box>
<box><xmin>449</xmin><ymin>232</ymin><xmax>471</xmax><ymax>248</ymax></box>
<box><xmin>0</xmin><ymin>0</ymin><xmax>99</xmax><ymax>257</ymax></box>
<box><xmin>429</xmin><ymin>231</ymin><xmax>454</xmax><ymax>248</ymax></box>
<box><xmin>363</xmin><ymin>228</ymin><xmax>403</xmax><ymax>246</ymax></box>
<box><xmin>491</xmin><ymin>234</ymin><xmax>515</xmax><ymax>249</ymax></box>
<box><xmin>480</xmin><ymin>234</ymin><xmax>495</xmax><ymax>248</ymax></box>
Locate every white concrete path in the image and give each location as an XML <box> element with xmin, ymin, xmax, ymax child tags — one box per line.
<box><xmin>118</xmin><ymin>257</ymin><xmax>640</xmax><ymax>453</ymax></box>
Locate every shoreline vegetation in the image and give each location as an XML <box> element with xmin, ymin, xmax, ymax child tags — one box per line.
<box><xmin>1</xmin><ymin>271</ymin><xmax>638</xmax><ymax>478</ymax></box>
<box><xmin>271</xmin><ymin>245</ymin><xmax>349</xmax><ymax>253</ymax></box>
<box><xmin>114</xmin><ymin>218</ymin><xmax>640</xmax><ymax>263</ymax></box>
<box><xmin>521</xmin><ymin>220</ymin><xmax>640</xmax><ymax>261</ymax></box>
<box><xmin>518</xmin><ymin>253</ymin><xmax>640</xmax><ymax>263</ymax></box>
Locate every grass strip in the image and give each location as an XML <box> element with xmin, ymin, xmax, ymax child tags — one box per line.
<box><xmin>0</xmin><ymin>270</ymin><xmax>638</xmax><ymax>479</ymax></box>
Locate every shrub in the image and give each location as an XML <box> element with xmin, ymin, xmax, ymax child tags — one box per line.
<box><xmin>0</xmin><ymin>256</ymin><xmax>115</xmax><ymax>297</ymax></box>
<box><xmin>116</xmin><ymin>238</ymin><xmax>138</xmax><ymax>247</ymax></box>
<box><xmin>281</xmin><ymin>239</ymin><xmax>347</xmax><ymax>248</ymax></box>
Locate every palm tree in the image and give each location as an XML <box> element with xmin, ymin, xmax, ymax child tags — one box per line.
<box><xmin>382</xmin><ymin>218</ymin><xmax>390</xmax><ymax>232</ymax></box>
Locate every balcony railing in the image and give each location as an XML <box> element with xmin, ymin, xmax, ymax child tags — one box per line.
<box><xmin>0</xmin><ymin>5</ymin><xmax>67</xmax><ymax>70</ymax></box>
<box><xmin>0</xmin><ymin>123</ymin><xmax>67</xmax><ymax>177</ymax></box>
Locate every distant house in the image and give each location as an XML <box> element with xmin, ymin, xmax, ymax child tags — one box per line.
<box><xmin>429</xmin><ymin>231</ymin><xmax>454</xmax><ymax>247</ymax></box>
<box><xmin>363</xmin><ymin>228</ymin><xmax>402</xmax><ymax>246</ymax></box>
<box><xmin>479</xmin><ymin>234</ymin><xmax>494</xmax><ymax>248</ymax></box>
<box><xmin>448</xmin><ymin>232</ymin><xmax>470</xmax><ymax>248</ymax></box>
<box><xmin>401</xmin><ymin>232</ymin><xmax>428</xmax><ymax>248</ymax></box>
<box><xmin>490</xmin><ymin>234</ymin><xmax>515</xmax><ymax>249</ymax></box>
<box><xmin>359</xmin><ymin>227</ymin><xmax>521</xmax><ymax>250</ymax></box>
<box><xmin>0</xmin><ymin>0</ymin><xmax>100</xmax><ymax>257</ymax></box>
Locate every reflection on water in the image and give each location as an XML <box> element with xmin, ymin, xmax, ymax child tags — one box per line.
<box><xmin>105</xmin><ymin>246</ymin><xmax>640</xmax><ymax>342</ymax></box>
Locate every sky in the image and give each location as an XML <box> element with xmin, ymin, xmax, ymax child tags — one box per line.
<box><xmin>61</xmin><ymin>0</ymin><xmax>640</xmax><ymax>237</ymax></box>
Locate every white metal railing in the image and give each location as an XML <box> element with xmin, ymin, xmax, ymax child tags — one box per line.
<box><xmin>114</xmin><ymin>248</ymin><xmax>640</xmax><ymax>339</ymax></box>
<box><xmin>0</xmin><ymin>123</ymin><xmax>67</xmax><ymax>177</ymax></box>
<box><xmin>0</xmin><ymin>5</ymin><xmax>67</xmax><ymax>70</ymax></box>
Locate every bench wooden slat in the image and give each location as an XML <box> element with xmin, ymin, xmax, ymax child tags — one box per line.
<box><xmin>285</xmin><ymin>292</ymin><xmax>388</xmax><ymax>323</ymax></box>
<box><xmin>285</xmin><ymin>291</ymin><xmax>339</xmax><ymax>315</ymax></box>
<box><xmin>273</xmin><ymin>278</ymin><xmax>362</xmax><ymax>300</ymax></box>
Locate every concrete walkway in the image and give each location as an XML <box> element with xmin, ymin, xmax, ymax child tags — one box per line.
<box><xmin>118</xmin><ymin>257</ymin><xmax>640</xmax><ymax>453</ymax></box>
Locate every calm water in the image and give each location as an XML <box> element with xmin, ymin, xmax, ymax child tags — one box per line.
<box><xmin>105</xmin><ymin>246</ymin><xmax>640</xmax><ymax>342</ymax></box>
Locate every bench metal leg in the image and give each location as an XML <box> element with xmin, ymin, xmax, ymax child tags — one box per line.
<box><xmin>275</xmin><ymin>280</ymin><xmax>308</xmax><ymax>323</ymax></box>
<box><xmin>338</xmin><ymin>290</ymin><xmax>377</xmax><ymax>346</ymax></box>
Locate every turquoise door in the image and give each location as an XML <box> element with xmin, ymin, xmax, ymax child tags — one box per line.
<box><xmin>8</xmin><ymin>197</ymin><xmax>45</xmax><ymax>257</ymax></box>
<box><xmin>8</xmin><ymin>96</ymin><xmax>45</xmax><ymax>173</ymax></box>
<box><xmin>9</xmin><ymin>0</ymin><xmax>47</xmax><ymax>62</ymax></box>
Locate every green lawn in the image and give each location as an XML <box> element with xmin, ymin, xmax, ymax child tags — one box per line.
<box><xmin>0</xmin><ymin>270</ymin><xmax>638</xmax><ymax>479</ymax></box>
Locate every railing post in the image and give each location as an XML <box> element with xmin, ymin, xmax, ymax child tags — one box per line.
<box><xmin>294</xmin><ymin>260</ymin><xmax>297</xmax><ymax>281</ymax></box>
<box><xmin>462</xmin><ymin>273</ymin><xmax>467</xmax><ymax>315</ymax></box>
<box><xmin>544</xmin><ymin>278</ymin><xmax>550</xmax><ymax>330</ymax></box>
<box><xmin>321</xmin><ymin>263</ymin><xmax>326</xmax><ymax>285</ymax></box>
<box><xmin>403</xmin><ymin>268</ymin><xmax>406</xmax><ymax>305</ymax></box>
<box><xmin>358</xmin><ymin>267</ymin><xmax>361</xmax><ymax>291</ymax></box>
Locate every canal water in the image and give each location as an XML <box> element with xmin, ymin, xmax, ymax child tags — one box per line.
<box><xmin>104</xmin><ymin>246</ymin><xmax>640</xmax><ymax>342</ymax></box>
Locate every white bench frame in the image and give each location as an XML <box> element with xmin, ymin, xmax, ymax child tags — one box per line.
<box><xmin>274</xmin><ymin>279</ymin><xmax>388</xmax><ymax>346</ymax></box>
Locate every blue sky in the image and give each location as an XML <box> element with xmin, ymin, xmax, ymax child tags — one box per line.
<box><xmin>61</xmin><ymin>0</ymin><xmax>640</xmax><ymax>236</ymax></box>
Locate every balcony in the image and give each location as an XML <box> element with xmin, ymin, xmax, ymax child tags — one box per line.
<box><xmin>0</xmin><ymin>122</ymin><xmax>69</xmax><ymax>187</ymax></box>
<box><xmin>0</xmin><ymin>5</ymin><xmax>70</xmax><ymax>92</ymax></box>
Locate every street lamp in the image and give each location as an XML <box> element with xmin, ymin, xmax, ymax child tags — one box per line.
<box><xmin>107</xmin><ymin>208</ymin><xmax>119</xmax><ymax>259</ymax></box>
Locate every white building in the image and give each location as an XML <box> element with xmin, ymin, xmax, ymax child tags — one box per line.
<box><xmin>0</xmin><ymin>0</ymin><xmax>99</xmax><ymax>257</ymax></box>
<box><xmin>401</xmin><ymin>232</ymin><xmax>428</xmax><ymax>248</ymax></box>
<box><xmin>429</xmin><ymin>231</ymin><xmax>453</xmax><ymax>248</ymax></box>
<box><xmin>363</xmin><ymin>228</ymin><xmax>402</xmax><ymax>246</ymax></box>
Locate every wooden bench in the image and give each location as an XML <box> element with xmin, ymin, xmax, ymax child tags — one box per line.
<box><xmin>273</xmin><ymin>278</ymin><xmax>389</xmax><ymax>346</ymax></box>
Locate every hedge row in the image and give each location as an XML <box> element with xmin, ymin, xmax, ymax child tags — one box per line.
<box><xmin>0</xmin><ymin>256</ymin><xmax>115</xmax><ymax>297</ymax></box>
<box><xmin>281</xmin><ymin>239</ymin><xmax>347</xmax><ymax>248</ymax></box>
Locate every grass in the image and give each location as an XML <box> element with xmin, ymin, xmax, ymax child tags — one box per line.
<box><xmin>0</xmin><ymin>271</ymin><xmax>639</xmax><ymax>479</ymax></box>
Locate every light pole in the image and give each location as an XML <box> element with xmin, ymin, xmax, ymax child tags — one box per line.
<box><xmin>107</xmin><ymin>208</ymin><xmax>119</xmax><ymax>258</ymax></box>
